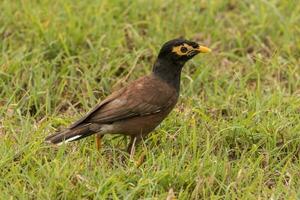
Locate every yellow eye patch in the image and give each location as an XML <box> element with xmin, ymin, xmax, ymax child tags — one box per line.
<box><xmin>172</xmin><ymin>43</ymin><xmax>194</xmax><ymax>56</ymax></box>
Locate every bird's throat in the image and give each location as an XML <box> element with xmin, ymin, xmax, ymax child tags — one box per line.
<box><xmin>152</xmin><ymin>58</ymin><xmax>183</xmax><ymax>92</ymax></box>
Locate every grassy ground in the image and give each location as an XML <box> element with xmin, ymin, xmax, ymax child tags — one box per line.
<box><xmin>1</xmin><ymin>0</ymin><xmax>300</xmax><ymax>199</ymax></box>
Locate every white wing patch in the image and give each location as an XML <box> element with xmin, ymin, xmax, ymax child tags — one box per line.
<box><xmin>57</xmin><ymin>135</ymin><xmax>82</xmax><ymax>146</ymax></box>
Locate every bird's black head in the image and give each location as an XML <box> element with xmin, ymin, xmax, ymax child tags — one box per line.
<box><xmin>157</xmin><ymin>38</ymin><xmax>211</xmax><ymax>65</ymax></box>
<box><xmin>153</xmin><ymin>38</ymin><xmax>211</xmax><ymax>91</ymax></box>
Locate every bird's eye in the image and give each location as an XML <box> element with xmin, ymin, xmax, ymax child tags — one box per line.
<box><xmin>180</xmin><ymin>47</ymin><xmax>188</xmax><ymax>53</ymax></box>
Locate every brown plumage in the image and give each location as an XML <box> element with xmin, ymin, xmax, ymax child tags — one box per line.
<box><xmin>45</xmin><ymin>38</ymin><xmax>211</xmax><ymax>152</ymax></box>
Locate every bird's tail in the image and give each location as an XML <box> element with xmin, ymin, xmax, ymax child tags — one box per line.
<box><xmin>45</xmin><ymin>124</ymin><xmax>95</xmax><ymax>145</ymax></box>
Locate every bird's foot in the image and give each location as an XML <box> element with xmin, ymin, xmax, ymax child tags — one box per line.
<box><xmin>135</xmin><ymin>152</ymin><xmax>146</xmax><ymax>168</ymax></box>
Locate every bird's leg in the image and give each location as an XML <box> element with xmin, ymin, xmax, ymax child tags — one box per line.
<box><xmin>96</xmin><ymin>134</ymin><xmax>103</xmax><ymax>151</ymax></box>
<box><xmin>127</xmin><ymin>135</ymin><xmax>146</xmax><ymax>167</ymax></box>
<box><xmin>127</xmin><ymin>136</ymin><xmax>138</xmax><ymax>158</ymax></box>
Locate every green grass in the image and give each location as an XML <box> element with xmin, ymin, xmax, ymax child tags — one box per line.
<box><xmin>1</xmin><ymin>0</ymin><xmax>300</xmax><ymax>199</ymax></box>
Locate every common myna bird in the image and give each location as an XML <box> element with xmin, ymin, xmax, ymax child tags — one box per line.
<box><xmin>45</xmin><ymin>38</ymin><xmax>211</xmax><ymax>153</ymax></box>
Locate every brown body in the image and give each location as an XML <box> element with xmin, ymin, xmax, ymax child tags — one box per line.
<box><xmin>74</xmin><ymin>74</ymin><xmax>178</xmax><ymax>136</ymax></box>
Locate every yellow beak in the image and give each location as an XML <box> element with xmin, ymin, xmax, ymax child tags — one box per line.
<box><xmin>196</xmin><ymin>45</ymin><xmax>212</xmax><ymax>53</ymax></box>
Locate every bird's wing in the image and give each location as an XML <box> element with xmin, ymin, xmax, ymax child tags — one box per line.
<box><xmin>69</xmin><ymin>87</ymin><xmax>126</xmax><ymax>129</ymax></box>
<box><xmin>69</xmin><ymin>75</ymin><xmax>177</xmax><ymax>128</ymax></box>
